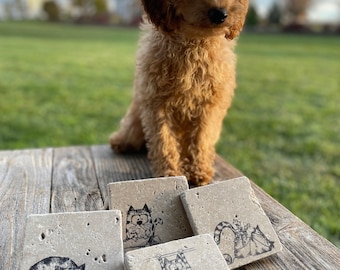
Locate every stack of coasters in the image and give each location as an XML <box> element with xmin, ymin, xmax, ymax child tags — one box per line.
<box><xmin>125</xmin><ymin>234</ymin><xmax>230</xmax><ymax>270</ymax></box>
<box><xmin>21</xmin><ymin>210</ymin><xmax>124</xmax><ymax>270</ymax></box>
<box><xmin>107</xmin><ymin>176</ymin><xmax>193</xmax><ymax>251</ymax></box>
<box><xmin>180</xmin><ymin>176</ymin><xmax>282</xmax><ymax>269</ymax></box>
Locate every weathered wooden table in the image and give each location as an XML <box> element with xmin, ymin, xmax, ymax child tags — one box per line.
<box><xmin>0</xmin><ymin>145</ymin><xmax>339</xmax><ymax>269</ymax></box>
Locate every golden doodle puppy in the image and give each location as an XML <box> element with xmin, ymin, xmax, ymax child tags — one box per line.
<box><xmin>110</xmin><ymin>0</ymin><xmax>249</xmax><ymax>186</ymax></box>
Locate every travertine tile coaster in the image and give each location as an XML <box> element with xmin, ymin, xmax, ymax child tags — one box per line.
<box><xmin>180</xmin><ymin>177</ymin><xmax>282</xmax><ymax>269</ymax></box>
<box><xmin>125</xmin><ymin>234</ymin><xmax>230</xmax><ymax>270</ymax></box>
<box><xmin>107</xmin><ymin>176</ymin><xmax>193</xmax><ymax>251</ymax></box>
<box><xmin>21</xmin><ymin>210</ymin><xmax>124</xmax><ymax>270</ymax></box>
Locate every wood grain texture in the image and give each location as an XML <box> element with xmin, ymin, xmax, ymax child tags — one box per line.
<box><xmin>0</xmin><ymin>148</ymin><xmax>52</xmax><ymax>270</ymax></box>
<box><xmin>0</xmin><ymin>145</ymin><xmax>339</xmax><ymax>270</ymax></box>
<box><xmin>91</xmin><ymin>145</ymin><xmax>153</xmax><ymax>200</ymax></box>
<box><xmin>51</xmin><ymin>146</ymin><xmax>103</xmax><ymax>212</ymax></box>
<box><xmin>251</xmin><ymin>183</ymin><xmax>340</xmax><ymax>270</ymax></box>
<box><xmin>213</xmin><ymin>154</ymin><xmax>244</xmax><ymax>180</ymax></box>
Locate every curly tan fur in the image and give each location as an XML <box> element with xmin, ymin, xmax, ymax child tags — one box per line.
<box><xmin>110</xmin><ymin>0</ymin><xmax>248</xmax><ymax>186</ymax></box>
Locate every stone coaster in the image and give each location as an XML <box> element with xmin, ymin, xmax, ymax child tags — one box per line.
<box><xmin>180</xmin><ymin>177</ymin><xmax>282</xmax><ymax>269</ymax></box>
<box><xmin>21</xmin><ymin>210</ymin><xmax>124</xmax><ymax>270</ymax></box>
<box><xmin>107</xmin><ymin>176</ymin><xmax>193</xmax><ymax>251</ymax></box>
<box><xmin>125</xmin><ymin>234</ymin><xmax>230</xmax><ymax>270</ymax></box>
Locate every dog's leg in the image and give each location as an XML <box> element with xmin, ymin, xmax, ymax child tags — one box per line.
<box><xmin>109</xmin><ymin>99</ymin><xmax>145</xmax><ymax>153</ymax></box>
<box><xmin>142</xmin><ymin>111</ymin><xmax>182</xmax><ymax>177</ymax></box>
<box><xmin>183</xmin><ymin>110</ymin><xmax>225</xmax><ymax>186</ymax></box>
<box><xmin>182</xmin><ymin>133</ymin><xmax>215</xmax><ymax>186</ymax></box>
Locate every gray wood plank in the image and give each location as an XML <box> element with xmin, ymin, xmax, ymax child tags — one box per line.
<box><xmin>250</xmin><ymin>183</ymin><xmax>340</xmax><ymax>270</ymax></box>
<box><xmin>91</xmin><ymin>145</ymin><xmax>153</xmax><ymax>200</ymax></box>
<box><xmin>0</xmin><ymin>148</ymin><xmax>52</xmax><ymax>270</ymax></box>
<box><xmin>1</xmin><ymin>145</ymin><xmax>338</xmax><ymax>270</ymax></box>
<box><xmin>51</xmin><ymin>146</ymin><xmax>103</xmax><ymax>212</ymax></box>
<box><xmin>213</xmin><ymin>155</ymin><xmax>244</xmax><ymax>180</ymax></box>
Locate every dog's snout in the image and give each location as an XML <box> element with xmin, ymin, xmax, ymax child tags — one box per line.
<box><xmin>208</xmin><ymin>8</ymin><xmax>228</xmax><ymax>25</ymax></box>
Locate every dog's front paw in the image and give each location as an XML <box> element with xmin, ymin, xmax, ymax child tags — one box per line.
<box><xmin>184</xmin><ymin>165</ymin><xmax>214</xmax><ymax>187</ymax></box>
<box><xmin>188</xmin><ymin>174</ymin><xmax>212</xmax><ymax>187</ymax></box>
<box><xmin>183</xmin><ymin>160</ymin><xmax>214</xmax><ymax>187</ymax></box>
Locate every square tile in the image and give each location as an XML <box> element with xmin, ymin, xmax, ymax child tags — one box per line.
<box><xmin>125</xmin><ymin>234</ymin><xmax>230</xmax><ymax>270</ymax></box>
<box><xmin>180</xmin><ymin>177</ymin><xmax>282</xmax><ymax>269</ymax></box>
<box><xmin>21</xmin><ymin>210</ymin><xmax>124</xmax><ymax>270</ymax></box>
<box><xmin>107</xmin><ymin>176</ymin><xmax>193</xmax><ymax>251</ymax></box>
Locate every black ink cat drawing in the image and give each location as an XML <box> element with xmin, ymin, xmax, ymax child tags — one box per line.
<box><xmin>158</xmin><ymin>250</ymin><xmax>192</xmax><ymax>270</ymax></box>
<box><xmin>29</xmin><ymin>256</ymin><xmax>85</xmax><ymax>270</ymax></box>
<box><xmin>124</xmin><ymin>204</ymin><xmax>163</xmax><ymax>248</ymax></box>
<box><xmin>214</xmin><ymin>218</ymin><xmax>274</xmax><ymax>265</ymax></box>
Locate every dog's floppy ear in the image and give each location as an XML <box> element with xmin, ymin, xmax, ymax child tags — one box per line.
<box><xmin>225</xmin><ymin>0</ymin><xmax>249</xmax><ymax>40</ymax></box>
<box><xmin>141</xmin><ymin>0</ymin><xmax>179</xmax><ymax>32</ymax></box>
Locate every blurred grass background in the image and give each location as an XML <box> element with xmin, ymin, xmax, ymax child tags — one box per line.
<box><xmin>0</xmin><ymin>22</ymin><xmax>339</xmax><ymax>247</ymax></box>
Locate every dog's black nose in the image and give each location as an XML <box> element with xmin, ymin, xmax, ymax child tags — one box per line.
<box><xmin>208</xmin><ymin>8</ymin><xmax>228</xmax><ymax>24</ymax></box>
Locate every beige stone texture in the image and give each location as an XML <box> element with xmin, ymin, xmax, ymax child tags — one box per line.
<box><xmin>125</xmin><ymin>234</ymin><xmax>230</xmax><ymax>270</ymax></box>
<box><xmin>21</xmin><ymin>210</ymin><xmax>124</xmax><ymax>270</ymax></box>
<box><xmin>107</xmin><ymin>176</ymin><xmax>193</xmax><ymax>251</ymax></box>
<box><xmin>180</xmin><ymin>177</ymin><xmax>282</xmax><ymax>269</ymax></box>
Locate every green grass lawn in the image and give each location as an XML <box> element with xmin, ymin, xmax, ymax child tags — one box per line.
<box><xmin>0</xmin><ymin>22</ymin><xmax>339</xmax><ymax>247</ymax></box>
